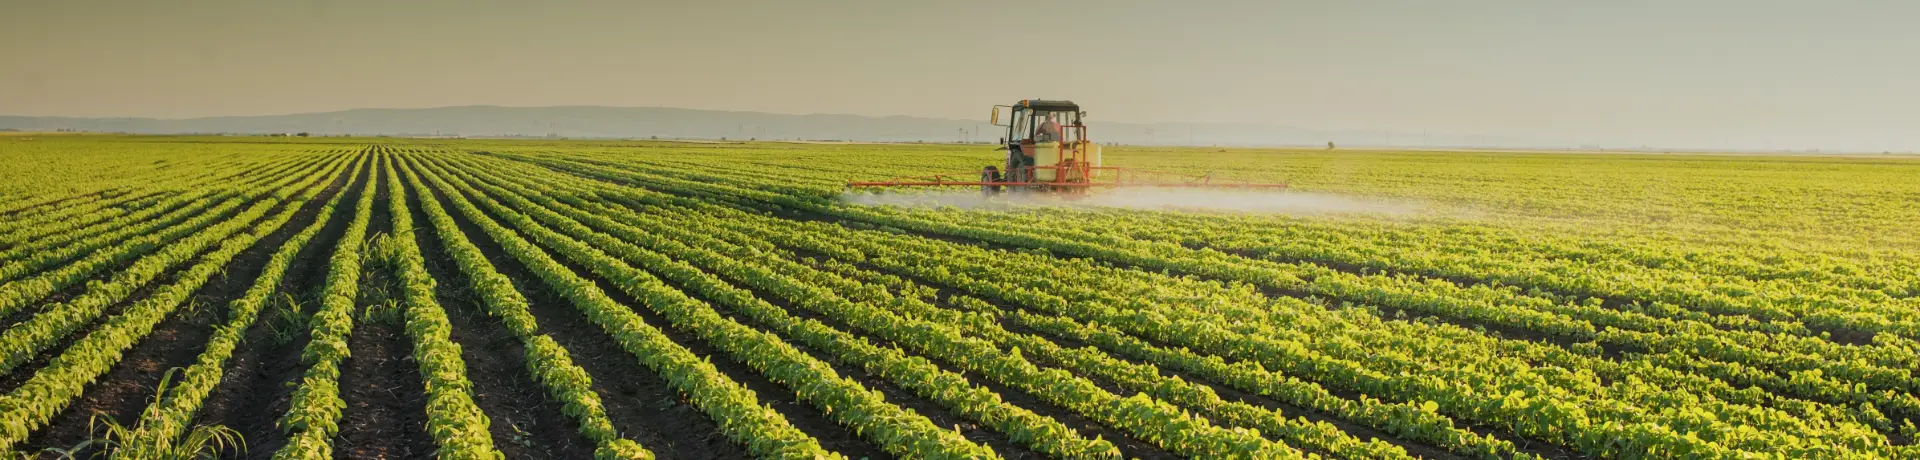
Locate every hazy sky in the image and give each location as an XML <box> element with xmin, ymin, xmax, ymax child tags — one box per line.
<box><xmin>5</xmin><ymin>1</ymin><xmax>1919</xmax><ymax>150</ymax></box>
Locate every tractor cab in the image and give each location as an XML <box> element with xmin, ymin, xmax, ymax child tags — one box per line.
<box><xmin>985</xmin><ymin>99</ymin><xmax>1101</xmax><ymax>194</ymax></box>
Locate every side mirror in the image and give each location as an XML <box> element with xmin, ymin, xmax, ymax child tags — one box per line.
<box><xmin>990</xmin><ymin>106</ymin><xmax>1000</xmax><ymax>125</ymax></box>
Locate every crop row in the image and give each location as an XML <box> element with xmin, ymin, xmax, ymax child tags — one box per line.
<box><xmin>119</xmin><ymin>152</ymin><xmax>365</xmax><ymax>455</ymax></box>
<box><xmin>441</xmin><ymin>152</ymin><xmax>1381</xmax><ymax>458</ymax></box>
<box><xmin>409</xmin><ymin>154</ymin><xmax>1007</xmax><ymax>459</ymax></box>
<box><xmin>406</xmin><ymin>153</ymin><xmax>842</xmax><ymax>458</ymax></box>
<box><xmin>503</xmin><ymin>152</ymin><xmax>1912</xmax><ymax>458</ymax></box>
<box><xmin>0</xmin><ymin>152</ymin><xmax>311</xmax><ymax>258</ymax></box>
<box><xmin>0</xmin><ymin>154</ymin><xmax>354</xmax><ymax>376</ymax></box>
<box><xmin>567</xmin><ymin>155</ymin><xmax>1920</xmax><ymax>422</ymax></box>
<box><xmin>379</xmin><ymin>155</ymin><xmax>500</xmax><ymax>458</ymax></box>
<box><xmin>0</xmin><ymin>151</ymin><xmax>351</xmax><ymax>453</ymax></box>
<box><xmin>0</xmin><ymin>155</ymin><xmax>332</xmax><ymax>313</ymax></box>
<box><xmin>274</xmin><ymin>150</ymin><xmax>381</xmax><ymax>459</ymax></box>
<box><xmin>421</xmin><ymin>154</ymin><xmax>1134</xmax><ymax>458</ymax></box>
<box><xmin>397</xmin><ymin>152</ymin><xmax>656</xmax><ymax>458</ymax></box>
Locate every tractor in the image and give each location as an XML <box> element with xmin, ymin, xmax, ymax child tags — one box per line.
<box><xmin>847</xmin><ymin>99</ymin><xmax>1287</xmax><ymax>195</ymax></box>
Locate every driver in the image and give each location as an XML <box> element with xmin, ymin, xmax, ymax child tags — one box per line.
<box><xmin>1035</xmin><ymin>114</ymin><xmax>1063</xmax><ymax>142</ymax></box>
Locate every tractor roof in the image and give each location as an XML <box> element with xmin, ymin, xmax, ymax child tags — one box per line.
<box><xmin>1017</xmin><ymin>99</ymin><xmax>1079</xmax><ymax>111</ymax></box>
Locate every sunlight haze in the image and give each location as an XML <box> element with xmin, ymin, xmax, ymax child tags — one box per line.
<box><xmin>4</xmin><ymin>0</ymin><xmax>1917</xmax><ymax>150</ymax></box>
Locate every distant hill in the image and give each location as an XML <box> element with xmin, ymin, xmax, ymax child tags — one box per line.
<box><xmin>0</xmin><ymin>105</ymin><xmax>1482</xmax><ymax>147</ymax></box>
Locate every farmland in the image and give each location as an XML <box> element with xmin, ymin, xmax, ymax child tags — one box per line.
<box><xmin>0</xmin><ymin>135</ymin><xmax>1917</xmax><ymax>459</ymax></box>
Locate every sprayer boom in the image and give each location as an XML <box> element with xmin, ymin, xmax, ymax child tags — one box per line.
<box><xmin>846</xmin><ymin>99</ymin><xmax>1287</xmax><ymax>196</ymax></box>
<box><xmin>847</xmin><ymin>166</ymin><xmax>1288</xmax><ymax>192</ymax></box>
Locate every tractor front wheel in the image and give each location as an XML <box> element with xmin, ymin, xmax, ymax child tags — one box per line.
<box><xmin>981</xmin><ymin>166</ymin><xmax>1002</xmax><ymax>196</ymax></box>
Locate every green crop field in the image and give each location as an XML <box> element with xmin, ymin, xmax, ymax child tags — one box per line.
<box><xmin>0</xmin><ymin>135</ymin><xmax>1916</xmax><ymax>459</ymax></box>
